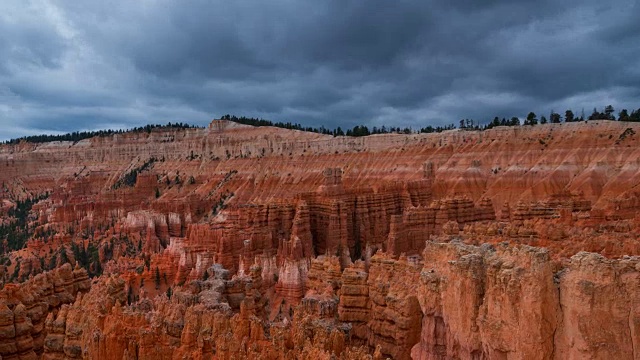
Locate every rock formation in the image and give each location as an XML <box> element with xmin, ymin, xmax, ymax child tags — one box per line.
<box><xmin>2</xmin><ymin>120</ymin><xmax>640</xmax><ymax>358</ymax></box>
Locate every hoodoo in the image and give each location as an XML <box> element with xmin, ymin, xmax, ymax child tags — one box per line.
<box><xmin>2</xmin><ymin>120</ymin><xmax>640</xmax><ymax>359</ymax></box>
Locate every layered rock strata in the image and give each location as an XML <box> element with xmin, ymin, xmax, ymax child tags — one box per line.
<box><xmin>2</xmin><ymin>121</ymin><xmax>640</xmax><ymax>358</ymax></box>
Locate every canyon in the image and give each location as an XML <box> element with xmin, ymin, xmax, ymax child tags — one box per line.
<box><xmin>1</xmin><ymin>119</ymin><xmax>640</xmax><ymax>359</ymax></box>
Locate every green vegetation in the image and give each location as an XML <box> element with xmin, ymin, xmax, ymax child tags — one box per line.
<box><xmin>154</xmin><ymin>266</ymin><xmax>161</xmax><ymax>289</ymax></box>
<box><xmin>59</xmin><ymin>248</ymin><xmax>70</xmax><ymax>264</ymax></box>
<box><xmin>112</xmin><ymin>157</ymin><xmax>157</xmax><ymax>189</ymax></box>
<box><xmin>71</xmin><ymin>241</ymin><xmax>102</xmax><ymax>277</ymax></box>
<box><xmin>48</xmin><ymin>253</ymin><xmax>58</xmax><ymax>270</ymax></box>
<box><xmin>11</xmin><ymin>261</ymin><xmax>20</xmax><ymax>280</ymax></box>
<box><xmin>212</xmin><ymin>191</ymin><xmax>234</xmax><ymax>216</ymax></box>
<box><xmin>3</xmin><ymin>106</ymin><xmax>639</xmax><ymax>149</ymax></box>
<box><xmin>222</xmin><ymin>105</ymin><xmax>640</xmax><ymax>136</ymax></box>
<box><xmin>3</xmin><ymin>122</ymin><xmax>202</xmax><ymax>145</ymax></box>
<box><xmin>0</xmin><ymin>193</ymin><xmax>49</xmax><ymax>253</ymax></box>
<box><xmin>222</xmin><ymin>114</ymin><xmax>456</xmax><ymax>136</ymax></box>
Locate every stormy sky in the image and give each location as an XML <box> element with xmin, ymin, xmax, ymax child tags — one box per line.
<box><xmin>1</xmin><ymin>0</ymin><xmax>639</xmax><ymax>140</ymax></box>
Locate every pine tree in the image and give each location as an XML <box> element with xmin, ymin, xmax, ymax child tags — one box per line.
<box><xmin>154</xmin><ymin>266</ymin><xmax>161</xmax><ymax>289</ymax></box>
<box><xmin>565</xmin><ymin>110</ymin><xmax>574</xmax><ymax>123</ymax></box>
<box><xmin>60</xmin><ymin>249</ymin><xmax>69</xmax><ymax>264</ymax></box>
<box><xmin>619</xmin><ymin>109</ymin><xmax>630</xmax><ymax>122</ymax></box>
<box><xmin>605</xmin><ymin>105</ymin><xmax>615</xmax><ymax>120</ymax></box>
<box><xmin>525</xmin><ymin>112</ymin><xmax>538</xmax><ymax>126</ymax></box>
<box><xmin>127</xmin><ymin>286</ymin><xmax>134</xmax><ymax>305</ymax></box>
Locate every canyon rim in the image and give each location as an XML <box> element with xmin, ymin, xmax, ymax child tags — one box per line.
<box><xmin>1</xmin><ymin>119</ymin><xmax>640</xmax><ymax>359</ymax></box>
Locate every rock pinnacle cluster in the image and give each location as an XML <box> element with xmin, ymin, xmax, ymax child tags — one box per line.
<box><xmin>1</xmin><ymin>119</ymin><xmax>640</xmax><ymax>359</ymax></box>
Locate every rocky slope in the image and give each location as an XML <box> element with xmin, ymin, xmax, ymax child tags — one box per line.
<box><xmin>1</xmin><ymin>119</ymin><xmax>640</xmax><ymax>359</ymax></box>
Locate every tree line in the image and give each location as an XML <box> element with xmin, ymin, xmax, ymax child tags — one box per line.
<box><xmin>111</xmin><ymin>157</ymin><xmax>158</xmax><ymax>189</ymax></box>
<box><xmin>224</xmin><ymin>105</ymin><xmax>640</xmax><ymax>137</ymax></box>
<box><xmin>70</xmin><ymin>241</ymin><xmax>102</xmax><ymax>277</ymax></box>
<box><xmin>485</xmin><ymin>106</ymin><xmax>640</xmax><ymax>128</ymax></box>
<box><xmin>0</xmin><ymin>193</ymin><xmax>49</xmax><ymax>253</ymax></box>
<box><xmin>221</xmin><ymin>114</ymin><xmax>457</xmax><ymax>136</ymax></box>
<box><xmin>3</xmin><ymin>122</ymin><xmax>202</xmax><ymax>145</ymax></box>
<box><xmin>4</xmin><ymin>106</ymin><xmax>640</xmax><ymax>145</ymax></box>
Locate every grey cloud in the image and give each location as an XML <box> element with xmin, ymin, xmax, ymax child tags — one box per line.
<box><xmin>0</xmin><ymin>11</ymin><xmax>68</xmax><ymax>73</ymax></box>
<box><xmin>0</xmin><ymin>0</ymin><xmax>639</xmax><ymax>141</ymax></box>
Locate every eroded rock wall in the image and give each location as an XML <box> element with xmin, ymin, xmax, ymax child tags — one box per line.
<box><xmin>3</xmin><ymin>121</ymin><xmax>640</xmax><ymax>359</ymax></box>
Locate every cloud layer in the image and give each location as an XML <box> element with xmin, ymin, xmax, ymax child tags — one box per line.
<box><xmin>1</xmin><ymin>0</ymin><xmax>639</xmax><ymax>139</ymax></box>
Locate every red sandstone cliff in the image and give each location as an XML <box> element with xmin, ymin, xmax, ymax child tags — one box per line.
<box><xmin>2</xmin><ymin>120</ymin><xmax>640</xmax><ymax>359</ymax></box>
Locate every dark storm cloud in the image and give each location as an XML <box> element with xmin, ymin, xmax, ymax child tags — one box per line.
<box><xmin>1</xmin><ymin>0</ymin><xmax>639</xmax><ymax>140</ymax></box>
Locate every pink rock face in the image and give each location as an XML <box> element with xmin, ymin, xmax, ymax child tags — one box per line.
<box><xmin>0</xmin><ymin>264</ymin><xmax>90</xmax><ymax>359</ymax></box>
<box><xmin>555</xmin><ymin>252</ymin><xmax>640</xmax><ymax>359</ymax></box>
<box><xmin>413</xmin><ymin>242</ymin><xmax>559</xmax><ymax>359</ymax></box>
<box><xmin>3</xmin><ymin>120</ymin><xmax>640</xmax><ymax>358</ymax></box>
